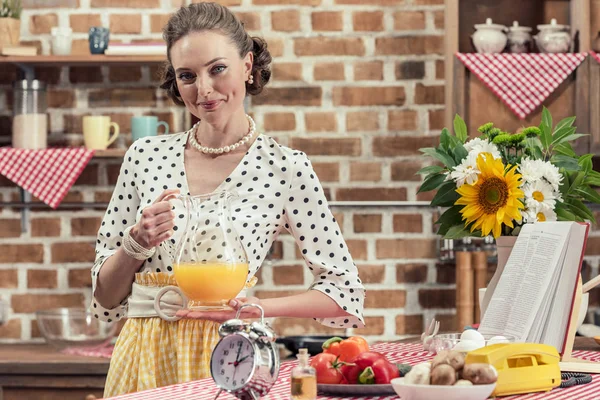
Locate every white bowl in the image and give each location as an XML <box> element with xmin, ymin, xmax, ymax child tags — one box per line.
<box><xmin>391</xmin><ymin>378</ymin><xmax>496</xmax><ymax>400</ymax></box>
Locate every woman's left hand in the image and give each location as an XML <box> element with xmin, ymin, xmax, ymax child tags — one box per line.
<box><xmin>176</xmin><ymin>297</ymin><xmax>263</xmax><ymax>323</ymax></box>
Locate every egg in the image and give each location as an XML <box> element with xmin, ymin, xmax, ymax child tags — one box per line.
<box><xmin>452</xmin><ymin>339</ymin><xmax>482</xmax><ymax>352</ymax></box>
<box><xmin>487</xmin><ymin>335</ymin><xmax>509</xmax><ymax>345</ymax></box>
<box><xmin>460</xmin><ymin>329</ymin><xmax>486</xmax><ymax>348</ymax></box>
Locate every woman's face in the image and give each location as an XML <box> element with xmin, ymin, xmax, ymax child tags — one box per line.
<box><xmin>170</xmin><ymin>30</ymin><xmax>252</xmax><ymax>124</ymax></box>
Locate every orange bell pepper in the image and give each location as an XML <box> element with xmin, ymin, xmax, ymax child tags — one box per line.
<box><xmin>322</xmin><ymin>336</ymin><xmax>369</xmax><ymax>362</ymax></box>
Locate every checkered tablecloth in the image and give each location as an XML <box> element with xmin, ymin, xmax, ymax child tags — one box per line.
<box><xmin>590</xmin><ymin>51</ymin><xmax>600</xmax><ymax>65</ymax></box>
<box><xmin>0</xmin><ymin>147</ymin><xmax>95</xmax><ymax>208</ymax></box>
<box><xmin>62</xmin><ymin>342</ymin><xmax>114</xmax><ymax>358</ymax></box>
<box><xmin>104</xmin><ymin>342</ymin><xmax>600</xmax><ymax>400</ymax></box>
<box><xmin>456</xmin><ymin>53</ymin><xmax>587</xmax><ymax>120</ymax></box>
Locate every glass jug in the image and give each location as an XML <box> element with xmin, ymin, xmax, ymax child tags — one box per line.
<box><xmin>154</xmin><ymin>191</ymin><xmax>249</xmax><ymax>321</ymax></box>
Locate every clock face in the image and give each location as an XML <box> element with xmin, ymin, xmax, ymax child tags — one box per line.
<box><xmin>211</xmin><ymin>334</ymin><xmax>256</xmax><ymax>391</ymax></box>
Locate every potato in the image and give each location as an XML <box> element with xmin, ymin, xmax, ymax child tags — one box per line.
<box><xmin>462</xmin><ymin>363</ymin><xmax>498</xmax><ymax>384</ymax></box>
<box><xmin>432</xmin><ymin>350</ymin><xmax>465</xmax><ymax>371</ymax></box>
<box><xmin>404</xmin><ymin>362</ymin><xmax>431</xmax><ymax>385</ymax></box>
<box><xmin>430</xmin><ymin>364</ymin><xmax>457</xmax><ymax>385</ymax></box>
<box><xmin>455</xmin><ymin>379</ymin><xmax>473</xmax><ymax>386</ymax></box>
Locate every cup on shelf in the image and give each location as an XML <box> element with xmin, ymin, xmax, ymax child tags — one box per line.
<box><xmin>83</xmin><ymin>116</ymin><xmax>120</xmax><ymax>150</ymax></box>
<box><xmin>89</xmin><ymin>27</ymin><xmax>109</xmax><ymax>55</ymax></box>
<box><xmin>131</xmin><ymin>116</ymin><xmax>169</xmax><ymax>142</ymax></box>
<box><xmin>51</xmin><ymin>27</ymin><xmax>73</xmax><ymax>56</ymax></box>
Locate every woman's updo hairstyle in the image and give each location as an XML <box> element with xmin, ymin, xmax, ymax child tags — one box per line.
<box><xmin>160</xmin><ymin>2</ymin><xmax>272</xmax><ymax>105</ymax></box>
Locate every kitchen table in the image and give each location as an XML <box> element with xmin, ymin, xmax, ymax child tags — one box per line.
<box><xmin>104</xmin><ymin>337</ymin><xmax>600</xmax><ymax>400</ymax></box>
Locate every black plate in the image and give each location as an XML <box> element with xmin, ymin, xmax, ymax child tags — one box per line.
<box><xmin>276</xmin><ymin>335</ymin><xmax>349</xmax><ymax>356</ymax></box>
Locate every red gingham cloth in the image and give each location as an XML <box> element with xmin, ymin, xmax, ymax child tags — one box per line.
<box><xmin>590</xmin><ymin>51</ymin><xmax>600</xmax><ymax>64</ymax></box>
<box><xmin>61</xmin><ymin>342</ymin><xmax>114</xmax><ymax>358</ymax></box>
<box><xmin>456</xmin><ymin>53</ymin><xmax>587</xmax><ymax>120</ymax></box>
<box><xmin>104</xmin><ymin>342</ymin><xmax>600</xmax><ymax>400</ymax></box>
<box><xmin>0</xmin><ymin>147</ymin><xmax>95</xmax><ymax>209</ymax></box>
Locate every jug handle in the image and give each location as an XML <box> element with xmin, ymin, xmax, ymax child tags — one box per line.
<box><xmin>154</xmin><ymin>286</ymin><xmax>187</xmax><ymax>322</ymax></box>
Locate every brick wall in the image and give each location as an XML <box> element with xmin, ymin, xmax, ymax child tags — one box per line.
<box><xmin>1</xmin><ymin>0</ymin><xmax>458</xmax><ymax>342</ymax></box>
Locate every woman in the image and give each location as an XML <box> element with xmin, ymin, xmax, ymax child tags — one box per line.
<box><xmin>92</xmin><ymin>2</ymin><xmax>365</xmax><ymax>396</ymax></box>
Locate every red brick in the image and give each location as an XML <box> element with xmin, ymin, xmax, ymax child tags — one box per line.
<box><xmin>312</xmin><ymin>162</ymin><xmax>339</xmax><ymax>182</ymax></box>
<box><xmin>272</xmin><ymin>10</ymin><xmax>300</xmax><ymax>32</ymax></box>
<box><xmin>357</xmin><ymin>264</ymin><xmax>385</xmax><ymax>283</ymax></box>
<box><xmin>347</xmin><ymin>239</ymin><xmax>367</xmax><ymax>260</ymax></box>
<box><xmin>391</xmin><ymin>161</ymin><xmax>423</xmax><ymax>182</ymax></box>
<box><xmin>71</xmin><ymin>39</ymin><xmax>91</xmax><ymax>55</ymax></box>
<box><xmin>273</xmin><ymin>265</ymin><xmax>304</xmax><ymax>285</ymax></box>
<box><xmin>376</xmin><ymin>239</ymin><xmax>436</xmax><ymax>259</ymax></box>
<box><xmin>347</xmin><ymin>111</ymin><xmax>379</xmax><ymax>131</ymax></box>
<box><xmin>419</xmin><ymin>289</ymin><xmax>455</xmax><ymax>309</ymax></box>
<box><xmin>312</xmin><ymin>11</ymin><xmax>343</xmax><ymax>31</ymax></box>
<box><xmin>291</xmin><ymin>138</ymin><xmax>361</xmax><ymax>156</ymax></box>
<box><xmin>235</xmin><ymin>12</ymin><xmax>261</xmax><ymax>30</ymax></box>
<box><xmin>29</xmin><ymin>13</ymin><xmax>58</xmax><ymax>34</ymax></box>
<box><xmin>305</xmin><ymin>112</ymin><xmax>337</xmax><ymax>132</ymax></box>
<box><xmin>0</xmin><ymin>219</ymin><xmax>20</xmax><ymax>238</ymax></box>
<box><xmin>253</xmin><ymin>87</ymin><xmax>322</xmax><ymax>106</ymax></box>
<box><xmin>74</xmin><ymin>164</ymin><xmax>99</xmax><ymax>186</ymax></box>
<box><xmin>333</xmin><ymin>87</ymin><xmax>405</xmax><ymax>106</ymax></box>
<box><xmin>336</xmin><ymin>188</ymin><xmax>406</xmax><ymax>201</ymax></box>
<box><xmin>191</xmin><ymin>0</ymin><xmax>242</xmax><ymax>5</ymax></box>
<box><xmin>353</xmin><ymin>11</ymin><xmax>384</xmax><ymax>31</ymax></box>
<box><xmin>393</xmin><ymin>214</ymin><xmax>423</xmax><ymax>233</ymax></box>
<box><xmin>70</xmin><ymin>67</ymin><xmax>103</xmax><ymax>84</ymax></box>
<box><xmin>69</xmin><ymin>14</ymin><xmax>102</xmax><ymax>33</ymax></box>
<box><xmin>313</xmin><ymin>63</ymin><xmax>345</xmax><ymax>81</ymax></box>
<box><xmin>393</xmin><ymin>11</ymin><xmax>426</xmax><ymax>30</ymax></box>
<box><xmin>0</xmin><ymin>244</ymin><xmax>44</xmax><ymax>263</ymax></box>
<box><xmin>376</xmin><ymin>36</ymin><xmax>443</xmax><ymax>55</ymax></box>
<box><xmin>350</xmin><ymin>162</ymin><xmax>381</xmax><ymax>182</ymax></box>
<box><xmin>354</xmin><ymin>61</ymin><xmax>383</xmax><ymax>81</ymax></box>
<box><xmin>436</xmin><ymin>60</ymin><xmax>445</xmax><ymax>79</ymax></box>
<box><xmin>92</xmin><ymin>0</ymin><xmax>159</xmax><ymax>6</ymax></box>
<box><xmin>68</xmin><ymin>268</ymin><xmax>92</xmax><ymax>288</ymax></box>
<box><xmin>295</xmin><ymin>38</ymin><xmax>365</xmax><ymax>56</ymax></box>
<box><xmin>110</xmin><ymin>14</ymin><xmax>142</xmax><ymax>34</ymax></box>
<box><xmin>396</xmin><ymin>314</ymin><xmax>424</xmax><ymax>335</ymax></box>
<box><xmin>397</xmin><ymin>263</ymin><xmax>428</xmax><ymax>283</ymax></box>
<box><xmin>354</xmin><ymin>214</ymin><xmax>382</xmax><ymax>233</ymax></box>
<box><xmin>51</xmin><ymin>242</ymin><xmax>95</xmax><ymax>263</ymax></box>
<box><xmin>71</xmin><ymin>217</ymin><xmax>102</xmax><ymax>236</ymax></box>
<box><xmin>389</xmin><ymin>110</ymin><xmax>418</xmax><ymax>131</ymax></box>
<box><xmin>88</xmin><ymin>89</ymin><xmax>157</xmax><ymax>107</ymax></box>
<box><xmin>23</xmin><ymin>0</ymin><xmax>79</xmax><ymax>7</ymax></box>
<box><xmin>109</xmin><ymin>66</ymin><xmax>142</xmax><ymax>83</ymax></box>
<box><xmin>434</xmin><ymin>10</ymin><xmax>444</xmax><ymax>29</ymax></box>
<box><xmin>435</xmin><ymin>313</ymin><xmax>457</xmax><ymax>332</ymax></box>
<box><xmin>429</xmin><ymin>109</ymin><xmax>446</xmax><ymax>130</ymax></box>
<box><xmin>31</xmin><ymin>218</ymin><xmax>61</xmax><ymax>237</ymax></box>
<box><xmin>336</xmin><ymin>0</ymin><xmax>402</xmax><ymax>3</ymax></box>
<box><xmin>353</xmin><ymin>316</ymin><xmax>384</xmax><ymax>335</ymax></box>
<box><xmin>95</xmin><ymin>191</ymin><xmax>113</xmax><ymax>203</ymax></box>
<box><xmin>106</xmin><ymin>113</ymin><xmax>134</xmax><ymax>133</ymax></box>
<box><xmin>27</xmin><ymin>270</ymin><xmax>58</xmax><ymax>289</ymax></box>
<box><xmin>47</xmin><ymin>89</ymin><xmax>75</xmax><ymax>109</ymax></box>
<box><xmin>0</xmin><ymin>319</ymin><xmax>21</xmax><ymax>339</ymax></box>
<box><xmin>265</xmin><ymin>37</ymin><xmax>284</xmax><ymax>57</ymax></box>
<box><xmin>365</xmin><ymin>290</ymin><xmax>406</xmax><ymax>308</ymax></box>
<box><xmin>0</xmin><ymin>270</ymin><xmax>18</xmax><ymax>288</ymax></box>
<box><xmin>272</xmin><ymin>63</ymin><xmax>303</xmax><ymax>82</ymax></box>
<box><xmin>264</xmin><ymin>112</ymin><xmax>296</xmax><ymax>131</ymax></box>
<box><xmin>396</xmin><ymin>61</ymin><xmax>425</xmax><ymax>80</ymax></box>
<box><xmin>415</xmin><ymin>84</ymin><xmax>445</xmax><ymax>105</ymax></box>
<box><xmin>436</xmin><ymin>262</ymin><xmax>455</xmax><ymax>284</ymax></box>
<box><xmin>11</xmin><ymin>294</ymin><xmax>85</xmax><ymax>313</ymax></box>
<box><xmin>373</xmin><ymin>136</ymin><xmax>438</xmax><ymax>157</ymax></box>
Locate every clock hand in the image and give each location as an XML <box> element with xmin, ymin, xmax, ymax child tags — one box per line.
<box><xmin>234</xmin><ymin>341</ymin><xmax>243</xmax><ymax>363</ymax></box>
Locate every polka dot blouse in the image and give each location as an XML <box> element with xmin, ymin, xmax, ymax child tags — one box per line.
<box><xmin>91</xmin><ymin>132</ymin><xmax>365</xmax><ymax>328</ymax></box>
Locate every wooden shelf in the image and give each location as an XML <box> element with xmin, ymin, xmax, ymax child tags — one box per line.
<box><xmin>0</xmin><ymin>54</ymin><xmax>166</xmax><ymax>66</ymax></box>
<box><xmin>94</xmin><ymin>148</ymin><xmax>126</xmax><ymax>158</ymax></box>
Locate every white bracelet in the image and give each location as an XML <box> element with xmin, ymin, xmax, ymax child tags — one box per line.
<box><xmin>123</xmin><ymin>226</ymin><xmax>156</xmax><ymax>261</ymax></box>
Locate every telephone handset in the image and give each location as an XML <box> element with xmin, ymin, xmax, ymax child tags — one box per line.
<box><xmin>465</xmin><ymin>343</ymin><xmax>561</xmax><ymax>396</ymax></box>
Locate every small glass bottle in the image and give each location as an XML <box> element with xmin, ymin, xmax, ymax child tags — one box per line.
<box><xmin>291</xmin><ymin>348</ymin><xmax>316</xmax><ymax>400</ymax></box>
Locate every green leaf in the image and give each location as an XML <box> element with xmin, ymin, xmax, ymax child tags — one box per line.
<box><xmin>565</xmin><ymin>198</ymin><xmax>595</xmax><ymax>222</ymax></box>
<box><xmin>444</xmin><ymin>225</ymin><xmax>472</xmax><ymax>239</ymax></box>
<box><xmin>578</xmin><ymin>154</ymin><xmax>593</xmax><ymax>174</ymax></box>
<box><xmin>539</xmin><ymin>108</ymin><xmax>553</xmax><ymax>151</ymax></box>
<box><xmin>418</xmin><ymin>173</ymin><xmax>446</xmax><ymax>193</ymax></box>
<box><xmin>575</xmin><ymin>186</ymin><xmax>600</xmax><ymax>204</ymax></box>
<box><xmin>556</xmin><ymin>206</ymin><xmax>583</xmax><ymax>222</ymax></box>
<box><xmin>552</xmin><ymin>133</ymin><xmax>587</xmax><ymax>147</ymax></box>
<box><xmin>454</xmin><ymin>114</ymin><xmax>468</xmax><ymax>143</ymax></box>
<box><xmin>570</xmin><ymin>172</ymin><xmax>586</xmax><ymax>193</ymax></box>
<box><xmin>430</xmin><ymin>182</ymin><xmax>459</xmax><ymax>207</ymax></box>
<box><xmin>420</xmin><ymin>147</ymin><xmax>456</xmax><ymax>168</ymax></box>
<box><xmin>435</xmin><ymin>205</ymin><xmax>464</xmax><ymax>226</ymax></box>
<box><xmin>553</xmin><ymin>142</ymin><xmax>577</xmax><ymax>157</ymax></box>
<box><xmin>440</xmin><ymin>128</ymin><xmax>451</xmax><ymax>150</ymax></box>
<box><xmin>542</xmin><ymin>106</ymin><xmax>553</xmax><ymax>132</ymax></box>
<box><xmin>555</xmin><ymin>116</ymin><xmax>576</xmax><ymax>131</ymax></box>
<box><xmin>417</xmin><ymin>165</ymin><xmax>444</xmax><ymax>175</ymax></box>
<box><xmin>451</xmin><ymin>143</ymin><xmax>469</xmax><ymax>164</ymax></box>
<box><xmin>551</xmin><ymin>154</ymin><xmax>581</xmax><ymax>171</ymax></box>
<box><xmin>551</xmin><ymin>126</ymin><xmax>576</xmax><ymax>145</ymax></box>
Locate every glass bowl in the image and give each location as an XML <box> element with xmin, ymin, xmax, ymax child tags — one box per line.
<box><xmin>35</xmin><ymin>308</ymin><xmax>117</xmax><ymax>350</ymax></box>
<box><xmin>431</xmin><ymin>332</ymin><xmax>517</xmax><ymax>354</ymax></box>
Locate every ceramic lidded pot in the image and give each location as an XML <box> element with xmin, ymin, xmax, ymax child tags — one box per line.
<box><xmin>534</xmin><ymin>18</ymin><xmax>571</xmax><ymax>53</ymax></box>
<box><xmin>507</xmin><ymin>21</ymin><xmax>532</xmax><ymax>53</ymax></box>
<box><xmin>472</xmin><ymin>18</ymin><xmax>507</xmax><ymax>54</ymax></box>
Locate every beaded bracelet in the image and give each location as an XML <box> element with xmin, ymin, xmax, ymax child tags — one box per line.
<box><xmin>123</xmin><ymin>226</ymin><xmax>156</xmax><ymax>261</ymax></box>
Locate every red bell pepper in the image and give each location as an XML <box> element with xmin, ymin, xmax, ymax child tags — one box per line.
<box><xmin>340</xmin><ymin>351</ymin><xmax>398</xmax><ymax>384</ymax></box>
<box><xmin>322</xmin><ymin>336</ymin><xmax>369</xmax><ymax>362</ymax></box>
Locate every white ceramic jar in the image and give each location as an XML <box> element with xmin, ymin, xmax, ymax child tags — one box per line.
<box><xmin>51</xmin><ymin>27</ymin><xmax>73</xmax><ymax>56</ymax></box>
<box><xmin>534</xmin><ymin>19</ymin><xmax>571</xmax><ymax>53</ymax></box>
<box><xmin>472</xmin><ymin>18</ymin><xmax>507</xmax><ymax>54</ymax></box>
<box><xmin>507</xmin><ymin>21</ymin><xmax>532</xmax><ymax>53</ymax></box>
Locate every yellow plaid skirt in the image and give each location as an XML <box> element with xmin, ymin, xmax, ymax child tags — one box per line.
<box><xmin>103</xmin><ymin>272</ymin><xmax>255</xmax><ymax>397</ymax></box>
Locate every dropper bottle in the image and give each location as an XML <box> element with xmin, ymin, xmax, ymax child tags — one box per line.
<box><xmin>290</xmin><ymin>348</ymin><xmax>317</xmax><ymax>400</ymax></box>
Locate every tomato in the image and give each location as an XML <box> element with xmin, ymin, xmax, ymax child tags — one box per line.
<box><xmin>309</xmin><ymin>353</ymin><xmax>347</xmax><ymax>384</ymax></box>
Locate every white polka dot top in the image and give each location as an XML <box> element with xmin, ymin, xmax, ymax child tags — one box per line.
<box><xmin>91</xmin><ymin>132</ymin><xmax>365</xmax><ymax>329</ymax></box>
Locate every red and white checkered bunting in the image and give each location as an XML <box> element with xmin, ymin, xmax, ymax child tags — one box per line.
<box><xmin>0</xmin><ymin>147</ymin><xmax>95</xmax><ymax>209</ymax></box>
<box><xmin>104</xmin><ymin>341</ymin><xmax>600</xmax><ymax>400</ymax></box>
<box><xmin>456</xmin><ymin>53</ymin><xmax>587</xmax><ymax>120</ymax></box>
<box><xmin>590</xmin><ymin>51</ymin><xmax>600</xmax><ymax>65</ymax></box>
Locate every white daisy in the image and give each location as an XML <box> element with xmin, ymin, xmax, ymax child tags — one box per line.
<box><xmin>449</xmin><ymin>152</ymin><xmax>480</xmax><ymax>188</ymax></box>
<box><xmin>464</xmin><ymin>138</ymin><xmax>501</xmax><ymax>159</ymax></box>
<box><xmin>522</xmin><ymin>180</ymin><xmax>557</xmax><ymax>212</ymax></box>
<box><xmin>524</xmin><ymin>206</ymin><xmax>557</xmax><ymax>223</ymax></box>
<box><xmin>518</xmin><ymin>158</ymin><xmax>543</xmax><ymax>184</ymax></box>
<box><xmin>539</xmin><ymin>161</ymin><xmax>562</xmax><ymax>192</ymax></box>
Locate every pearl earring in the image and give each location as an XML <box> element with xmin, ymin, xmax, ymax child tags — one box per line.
<box><xmin>248</xmin><ymin>75</ymin><xmax>254</xmax><ymax>84</ymax></box>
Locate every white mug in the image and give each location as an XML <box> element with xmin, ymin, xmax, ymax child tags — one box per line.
<box><xmin>51</xmin><ymin>27</ymin><xmax>73</xmax><ymax>56</ymax></box>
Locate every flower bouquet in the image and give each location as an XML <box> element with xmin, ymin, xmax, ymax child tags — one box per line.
<box><xmin>419</xmin><ymin>107</ymin><xmax>600</xmax><ymax>239</ymax></box>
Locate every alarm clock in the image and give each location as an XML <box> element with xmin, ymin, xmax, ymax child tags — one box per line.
<box><xmin>211</xmin><ymin>304</ymin><xmax>280</xmax><ymax>400</ymax></box>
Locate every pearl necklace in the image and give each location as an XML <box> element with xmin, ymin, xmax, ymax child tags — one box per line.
<box><xmin>188</xmin><ymin>114</ymin><xmax>256</xmax><ymax>155</ymax></box>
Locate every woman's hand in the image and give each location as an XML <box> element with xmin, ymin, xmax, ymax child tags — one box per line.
<box><xmin>130</xmin><ymin>189</ymin><xmax>180</xmax><ymax>249</ymax></box>
<box><xmin>176</xmin><ymin>297</ymin><xmax>263</xmax><ymax>323</ymax></box>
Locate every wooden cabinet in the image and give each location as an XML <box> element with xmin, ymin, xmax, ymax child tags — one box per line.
<box><xmin>0</xmin><ymin>344</ymin><xmax>109</xmax><ymax>400</ymax></box>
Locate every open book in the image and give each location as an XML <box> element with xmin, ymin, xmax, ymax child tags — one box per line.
<box><xmin>478</xmin><ymin>221</ymin><xmax>589</xmax><ymax>354</ymax></box>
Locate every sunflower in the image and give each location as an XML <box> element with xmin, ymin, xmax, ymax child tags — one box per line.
<box><xmin>455</xmin><ymin>153</ymin><xmax>524</xmax><ymax>238</ymax></box>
